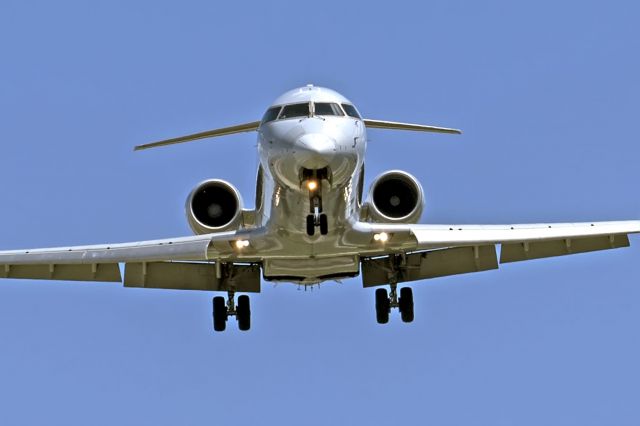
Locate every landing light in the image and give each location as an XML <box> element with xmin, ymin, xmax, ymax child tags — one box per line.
<box><xmin>373</xmin><ymin>232</ymin><xmax>389</xmax><ymax>243</ymax></box>
<box><xmin>307</xmin><ymin>180</ymin><xmax>318</xmax><ymax>191</ymax></box>
<box><xmin>235</xmin><ymin>240</ymin><xmax>250</xmax><ymax>249</ymax></box>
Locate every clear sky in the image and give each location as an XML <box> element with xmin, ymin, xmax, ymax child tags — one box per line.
<box><xmin>1</xmin><ymin>1</ymin><xmax>639</xmax><ymax>425</ymax></box>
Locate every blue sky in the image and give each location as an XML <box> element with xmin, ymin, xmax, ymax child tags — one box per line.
<box><xmin>1</xmin><ymin>1</ymin><xmax>639</xmax><ymax>425</ymax></box>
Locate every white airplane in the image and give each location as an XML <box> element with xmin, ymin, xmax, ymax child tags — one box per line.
<box><xmin>1</xmin><ymin>85</ymin><xmax>638</xmax><ymax>332</ymax></box>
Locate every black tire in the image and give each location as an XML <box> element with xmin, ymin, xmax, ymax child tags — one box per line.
<box><xmin>399</xmin><ymin>287</ymin><xmax>414</xmax><ymax>323</ymax></box>
<box><xmin>375</xmin><ymin>288</ymin><xmax>390</xmax><ymax>324</ymax></box>
<box><xmin>237</xmin><ymin>295</ymin><xmax>251</xmax><ymax>331</ymax></box>
<box><xmin>306</xmin><ymin>215</ymin><xmax>315</xmax><ymax>236</ymax></box>
<box><xmin>319</xmin><ymin>214</ymin><xmax>328</xmax><ymax>235</ymax></box>
<box><xmin>213</xmin><ymin>296</ymin><xmax>227</xmax><ymax>332</ymax></box>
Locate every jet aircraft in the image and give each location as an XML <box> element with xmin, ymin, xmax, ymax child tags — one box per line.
<box><xmin>1</xmin><ymin>85</ymin><xmax>638</xmax><ymax>332</ymax></box>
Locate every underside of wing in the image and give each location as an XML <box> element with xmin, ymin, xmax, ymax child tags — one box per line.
<box><xmin>357</xmin><ymin>220</ymin><xmax>640</xmax><ymax>287</ymax></box>
<box><xmin>0</xmin><ymin>229</ymin><xmax>264</xmax><ymax>292</ymax></box>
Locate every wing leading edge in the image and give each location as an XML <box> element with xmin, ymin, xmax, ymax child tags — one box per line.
<box><xmin>408</xmin><ymin>220</ymin><xmax>640</xmax><ymax>250</ymax></box>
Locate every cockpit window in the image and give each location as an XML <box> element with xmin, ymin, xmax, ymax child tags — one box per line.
<box><xmin>262</xmin><ymin>106</ymin><xmax>281</xmax><ymax>123</ymax></box>
<box><xmin>342</xmin><ymin>104</ymin><xmax>361</xmax><ymax>119</ymax></box>
<box><xmin>279</xmin><ymin>103</ymin><xmax>310</xmax><ymax>119</ymax></box>
<box><xmin>314</xmin><ymin>102</ymin><xmax>344</xmax><ymax>116</ymax></box>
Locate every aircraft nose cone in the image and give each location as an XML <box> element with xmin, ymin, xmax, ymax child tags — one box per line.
<box><xmin>294</xmin><ymin>133</ymin><xmax>336</xmax><ymax>169</ymax></box>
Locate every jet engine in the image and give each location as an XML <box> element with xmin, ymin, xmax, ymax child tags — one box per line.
<box><xmin>186</xmin><ymin>179</ymin><xmax>244</xmax><ymax>234</ymax></box>
<box><xmin>364</xmin><ymin>170</ymin><xmax>424</xmax><ymax>224</ymax></box>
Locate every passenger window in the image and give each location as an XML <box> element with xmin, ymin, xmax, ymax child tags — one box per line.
<box><xmin>342</xmin><ymin>104</ymin><xmax>361</xmax><ymax>119</ymax></box>
<box><xmin>315</xmin><ymin>102</ymin><xmax>344</xmax><ymax>116</ymax></box>
<box><xmin>279</xmin><ymin>103</ymin><xmax>310</xmax><ymax>119</ymax></box>
<box><xmin>262</xmin><ymin>106</ymin><xmax>281</xmax><ymax>123</ymax></box>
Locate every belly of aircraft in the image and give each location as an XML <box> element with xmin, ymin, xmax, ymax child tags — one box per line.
<box><xmin>262</xmin><ymin>255</ymin><xmax>360</xmax><ymax>284</ymax></box>
<box><xmin>248</xmin><ymin>177</ymin><xmax>364</xmax><ymax>284</ymax></box>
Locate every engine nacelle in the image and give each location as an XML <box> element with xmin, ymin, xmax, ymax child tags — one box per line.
<box><xmin>364</xmin><ymin>170</ymin><xmax>424</xmax><ymax>224</ymax></box>
<box><xmin>186</xmin><ymin>179</ymin><xmax>244</xmax><ymax>234</ymax></box>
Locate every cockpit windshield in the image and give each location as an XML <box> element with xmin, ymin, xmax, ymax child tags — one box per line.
<box><xmin>262</xmin><ymin>106</ymin><xmax>281</xmax><ymax>123</ymax></box>
<box><xmin>341</xmin><ymin>104</ymin><xmax>361</xmax><ymax>119</ymax></box>
<box><xmin>279</xmin><ymin>103</ymin><xmax>310</xmax><ymax>119</ymax></box>
<box><xmin>314</xmin><ymin>102</ymin><xmax>344</xmax><ymax>116</ymax></box>
<box><xmin>262</xmin><ymin>101</ymin><xmax>357</xmax><ymax>124</ymax></box>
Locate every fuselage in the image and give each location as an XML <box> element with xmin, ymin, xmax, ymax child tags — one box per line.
<box><xmin>253</xmin><ymin>85</ymin><xmax>369</xmax><ymax>283</ymax></box>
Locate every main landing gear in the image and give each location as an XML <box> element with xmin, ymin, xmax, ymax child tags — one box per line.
<box><xmin>374</xmin><ymin>254</ymin><xmax>414</xmax><ymax>324</ymax></box>
<box><xmin>375</xmin><ymin>284</ymin><xmax>414</xmax><ymax>324</ymax></box>
<box><xmin>213</xmin><ymin>291</ymin><xmax>251</xmax><ymax>332</ymax></box>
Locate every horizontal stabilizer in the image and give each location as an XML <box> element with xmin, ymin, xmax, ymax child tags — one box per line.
<box><xmin>135</xmin><ymin>120</ymin><xmax>261</xmax><ymax>151</ymax></box>
<box><xmin>363</xmin><ymin>119</ymin><xmax>462</xmax><ymax>135</ymax></box>
<box><xmin>363</xmin><ymin>118</ymin><xmax>462</xmax><ymax>135</ymax></box>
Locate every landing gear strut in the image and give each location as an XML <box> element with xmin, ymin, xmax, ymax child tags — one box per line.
<box><xmin>374</xmin><ymin>255</ymin><xmax>414</xmax><ymax>324</ymax></box>
<box><xmin>212</xmin><ymin>291</ymin><xmax>251</xmax><ymax>332</ymax></box>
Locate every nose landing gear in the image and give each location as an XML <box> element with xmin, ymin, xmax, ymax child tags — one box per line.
<box><xmin>304</xmin><ymin>169</ymin><xmax>329</xmax><ymax>236</ymax></box>
<box><xmin>306</xmin><ymin>215</ymin><xmax>329</xmax><ymax>236</ymax></box>
<box><xmin>306</xmin><ymin>197</ymin><xmax>328</xmax><ymax>236</ymax></box>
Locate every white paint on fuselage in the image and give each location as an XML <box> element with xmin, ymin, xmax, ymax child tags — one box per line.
<box><xmin>253</xmin><ymin>86</ymin><xmax>368</xmax><ymax>282</ymax></box>
<box><xmin>258</xmin><ymin>86</ymin><xmax>366</xmax><ymax>189</ymax></box>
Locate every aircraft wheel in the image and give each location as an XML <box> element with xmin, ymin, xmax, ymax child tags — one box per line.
<box><xmin>375</xmin><ymin>288</ymin><xmax>390</xmax><ymax>324</ymax></box>
<box><xmin>306</xmin><ymin>215</ymin><xmax>315</xmax><ymax>236</ymax></box>
<box><xmin>213</xmin><ymin>296</ymin><xmax>228</xmax><ymax>332</ymax></box>
<box><xmin>399</xmin><ymin>287</ymin><xmax>414</xmax><ymax>323</ymax></box>
<box><xmin>237</xmin><ymin>295</ymin><xmax>251</xmax><ymax>331</ymax></box>
<box><xmin>319</xmin><ymin>214</ymin><xmax>328</xmax><ymax>235</ymax></box>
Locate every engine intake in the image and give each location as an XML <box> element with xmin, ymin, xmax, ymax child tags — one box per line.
<box><xmin>365</xmin><ymin>170</ymin><xmax>424</xmax><ymax>224</ymax></box>
<box><xmin>186</xmin><ymin>179</ymin><xmax>243</xmax><ymax>234</ymax></box>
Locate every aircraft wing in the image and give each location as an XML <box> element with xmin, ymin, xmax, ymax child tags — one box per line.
<box><xmin>356</xmin><ymin>220</ymin><xmax>640</xmax><ymax>287</ymax></box>
<box><xmin>407</xmin><ymin>220</ymin><xmax>640</xmax><ymax>251</ymax></box>
<box><xmin>3</xmin><ymin>220</ymin><xmax>638</xmax><ymax>290</ymax></box>
<box><xmin>0</xmin><ymin>230</ymin><xmax>264</xmax><ymax>292</ymax></box>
